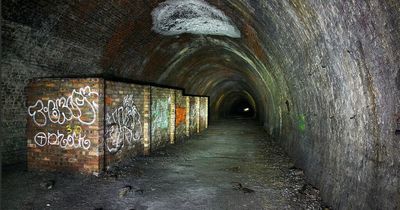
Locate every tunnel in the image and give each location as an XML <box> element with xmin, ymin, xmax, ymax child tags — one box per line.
<box><xmin>1</xmin><ymin>0</ymin><xmax>400</xmax><ymax>209</ymax></box>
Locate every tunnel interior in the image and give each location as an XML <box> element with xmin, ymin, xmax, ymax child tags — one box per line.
<box><xmin>226</xmin><ymin>97</ymin><xmax>255</xmax><ymax>118</ymax></box>
<box><xmin>1</xmin><ymin>0</ymin><xmax>400</xmax><ymax>209</ymax></box>
<box><xmin>218</xmin><ymin>91</ymin><xmax>257</xmax><ymax>119</ymax></box>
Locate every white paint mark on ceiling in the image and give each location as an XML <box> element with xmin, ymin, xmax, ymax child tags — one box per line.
<box><xmin>152</xmin><ymin>0</ymin><xmax>241</xmax><ymax>38</ymax></box>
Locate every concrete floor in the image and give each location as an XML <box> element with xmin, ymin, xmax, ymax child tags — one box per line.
<box><xmin>2</xmin><ymin>119</ymin><xmax>324</xmax><ymax>210</ymax></box>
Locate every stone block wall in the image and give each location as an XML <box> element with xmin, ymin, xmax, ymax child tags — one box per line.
<box><xmin>104</xmin><ymin>81</ymin><xmax>150</xmax><ymax>167</ymax></box>
<box><xmin>26</xmin><ymin>78</ymin><xmax>104</xmax><ymax>173</ymax></box>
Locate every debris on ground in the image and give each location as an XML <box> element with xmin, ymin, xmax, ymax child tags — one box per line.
<box><xmin>40</xmin><ymin>180</ymin><xmax>55</xmax><ymax>190</ymax></box>
<box><xmin>232</xmin><ymin>182</ymin><xmax>255</xmax><ymax>194</ymax></box>
<box><xmin>289</xmin><ymin>166</ymin><xmax>304</xmax><ymax>176</ymax></box>
<box><xmin>119</xmin><ymin>185</ymin><xmax>132</xmax><ymax>198</ymax></box>
<box><xmin>224</xmin><ymin>166</ymin><xmax>241</xmax><ymax>172</ymax></box>
<box><xmin>3</xmin><ymin>120</ymin><xmax>325</xmax><ymax>209</ymax></box>
<box><xmin>135</xmin><ymin>189</ymin><xmax>144</xmax><ymax>195</ymax></box>
<box><xmin>298</xmin><ymin>184</ymin><xmax>320</xmax><ymax>200</ymax></box>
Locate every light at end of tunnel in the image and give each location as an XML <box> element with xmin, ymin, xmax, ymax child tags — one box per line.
<box><xmin>244</xmin><ymin>108</ymin><xmax>250</xmax><ymax>112</ymax></box>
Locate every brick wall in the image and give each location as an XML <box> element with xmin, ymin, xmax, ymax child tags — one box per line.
<box><xmin>104</xmin><ymin>81</ymin><xmax>150</xmax><ymax>168</ymax></box>
<box><xmin>175</xmin><ymin>91</ymin><xmax>189</xmax><ymax>143</ymax></box>
<box><xmin>199</xmin><ymin>97</ymin><xmax>209</xmax><ymax>132</ymax></box>
<box><xmin>1</xmin><ymin>14</ymin><xmax>103</xmax><ymax>165</ymax></box>
<box><xmin>26</xmin><ymin>78</ymin><xmax>104</xmax><ymax>173</ymax></box>
<box><xmin>185</xmin><ymin>96</ymin><xmax>190</xmax><ymax>138</ymax></box>
<box><xmin>189</xmin><ymin>96</ymin><xmax>200</xmax><ymax>136</ymax></box>
<box><xmin>169</xmin><ymin>90</ymin><xmax>176</xmax><ymax>144</ymax></box>
<box><xmin>150</xmin><ymin>87</ymin><xmax>175</xmax><ymax>152</ymax></box>
<box><xmin>26</xmin><ymin>78</ymin><xmax>207</xmax><ymax>173</ymax></box>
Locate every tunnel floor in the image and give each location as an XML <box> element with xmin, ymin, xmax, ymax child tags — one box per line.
<box><xmin>2</xmin><ymin>119</ymin><xmax>324</xmax><ymax>210</ymax></box>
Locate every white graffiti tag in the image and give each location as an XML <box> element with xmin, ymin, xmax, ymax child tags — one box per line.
<box><xmin>105</xmin><ymin>95</ymin><xmax>142</xmax><ymax>154</ymax></box>
<box><xmin>28</xmin><ymin>86</ymin><xmax>99</xmax><ymax>127</ymax></box>
<box><xmin>34</xmin><ymin>130</ymin><xmax>91</xmax><ymax>150</ymax></box>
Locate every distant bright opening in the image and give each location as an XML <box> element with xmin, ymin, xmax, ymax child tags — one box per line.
<box><xmin>226</xmin><ymin>99</ymin><xmax>255</xmax><ymax>119</ymax></box>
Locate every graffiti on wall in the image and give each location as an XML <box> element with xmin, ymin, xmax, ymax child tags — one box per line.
<box><xmin>33</xmin><ymin>129</ymin><xmax>91</xmax><ymax>149</ymax></box>
<box><xmin>190</xmin><ymin>101</ymin><xmax>198</xmax><ymax>131</ymax></box>
<box><xmin>28</xmin><ymin>86</ymin><xmax>99</xmax><ymax>127</ymax></box>
<box><xmin>200</xmin><ymin>101</ymin><xmax>207</xmax><ymax>122</ymax></box>
<box><xmin>298</xmin><ymin>114</ymin><xmax>306</xmax><ymax>132</ymax></box>
<box><xmin>28</xmin><ymin>86</ymin><xmax>99</xmax><ymax>150</ymax></box>
<box><xmin>105</xmin><ymin>95</ymin><xmax>142</xmax><ymax>154</ymax></box>
<box><xmin>175</xmin><ymin>107</ymin><xmax>186</xmax><ymax>126</ymax></box>
<box><xmin>151</xmin><ymin>97</ymin><xmax>170</xmax><ymax>136</ymax></box>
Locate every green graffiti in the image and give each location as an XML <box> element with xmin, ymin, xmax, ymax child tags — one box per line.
<box><xmin>298</xmin><ymin>114</ymin><xmax>306</xmax><ymax>132</ymax></box>
<box><xmin>151</xmin><ymin>98</ymin><xmax>170</xmax><ymax>133</ymax></box>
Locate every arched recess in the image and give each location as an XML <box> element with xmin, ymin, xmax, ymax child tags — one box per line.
<box><xmin>217</xmin><ymin>90</ymin><xmax>257</xmax><ymax>119</ymax></box>
<box><xmin>149</xmin><ymin>38</ymin><xmax>281</xmax><ymax>130</ymax></box>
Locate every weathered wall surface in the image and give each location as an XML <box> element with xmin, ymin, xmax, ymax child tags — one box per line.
<box><xmin>104</xmin><ymin>81</ymin><xmax>150</xmax><ymax>167</ymax></box>
<box><xmin>245</xmin><ymin>1</ymin><xmax>400</xmax><ymax>209</ymax></box>
<box><xmin>175</xmin><ymin>91</ymin><xmax>189</xmax><ymax>143</ymax></box>
<box><xmin>199</xmin><ymin>97</ymin><xmax>209</xmax><ymax>132</ymax></box>
<box><xmin>189</xmin><ymin>97</ymin><xmax>200</xmax><ymax>136</ymax></box>
<box><xmin>150</xmin><ymin>87</ymin><xmax>174</xmax><ymax>152</ymax></box>
<box><xmin>25</xmin><ymin>79</ymin><xmax>201</xmax><ymax>173</ymax></box>
<box><xmin>26</xmin><ymin>78</ymin><xmax>104</xmax><ymax>173</ymax></box>
<box><xmin>1</xmin><ymin>1</ymin><xmax>104</xmax><ymax>165</ymax></box>
<box><xmin>2</xmin><ymin>0</ymin><xmax>399</xmax><ymax>209</ymax></box>
<box><xmin>169</xmin><ymin>90</ymin><xmax>176</xmax><ymax>144</ymax></box>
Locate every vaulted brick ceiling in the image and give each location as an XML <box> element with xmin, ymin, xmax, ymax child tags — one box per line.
<box><xmin>2</xmin><ymin>0</ymin><xmax>399</xmax><ymax>209</ymax></box>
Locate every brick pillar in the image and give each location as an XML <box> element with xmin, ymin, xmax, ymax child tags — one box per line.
<box><xmin>143</xmin><ymin>86</ymin><xmax>151</xmax><ymax>155</ymax></box>
<box><xmin>205</xmin><ymin>97</ymin><xmax>209</xmax><ymax>129</ymax></box>
<box><xmin>26</xmin><ymin>78</ymin><xmax>104</xmax><ymax>174</ymax></box>
<box><xmin>185</xmin><ymin>96</ymin><xmax>190</xmax><ymax>137</ymax></box>
<box><xmin>169</xmin><ymin>89</ymin><xmax>176</xmax><ymax>144</ymax></box>
<box><xmin>196</xmin><ymin>97</ymin><xmax>200</xmax><ymax>133</ymax></box>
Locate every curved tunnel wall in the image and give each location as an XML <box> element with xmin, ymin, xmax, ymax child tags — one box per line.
<box><xmin>1</xmin><ymin>0</ymin><xmax>399</xmax><ymax>209</ymax></box>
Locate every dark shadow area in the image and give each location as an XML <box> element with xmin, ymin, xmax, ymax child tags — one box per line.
<box><xmin>227</xmin><ymin>98</ymin><xmax>255</xmax><ymax>119</ymax></box>
<box><xmin>218</xmin><ymin>93</ymin><xmax>257</xmax><ymax>120</ymax></box>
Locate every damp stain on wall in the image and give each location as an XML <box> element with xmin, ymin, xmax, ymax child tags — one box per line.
<box><xmin>298</xmin><ymin>114</ymin><xmax>306</xmax><ymax>132</ymax></box>
<box><xmin>151</xmin><ymin>0</ymin><xmax>241</xmax><ymax>38</ymax></box>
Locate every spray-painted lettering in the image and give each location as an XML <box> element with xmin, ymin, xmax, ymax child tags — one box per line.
<box><xmin>34</xmin><ymin>130</ymin><xmax>91</xmax><ymax>150</ymax></box>
<box><xmin>105</xmin><ymin>95</ymin><xmax>142</xmax><ymax>154</ymax></box>
<box><xmin>175</xmin><ymin>107</ymin><xmax>186</xmax><ymax>126</ymax></box>
<box><xmin>151</xmin><ymin>97</ymin><xmax>170</xmax><ymax>135</ymax></box>
<box><xmin>28</xmin><ymin>86</ymin><xmax>99</xmax><ymax>127</ymax></box>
